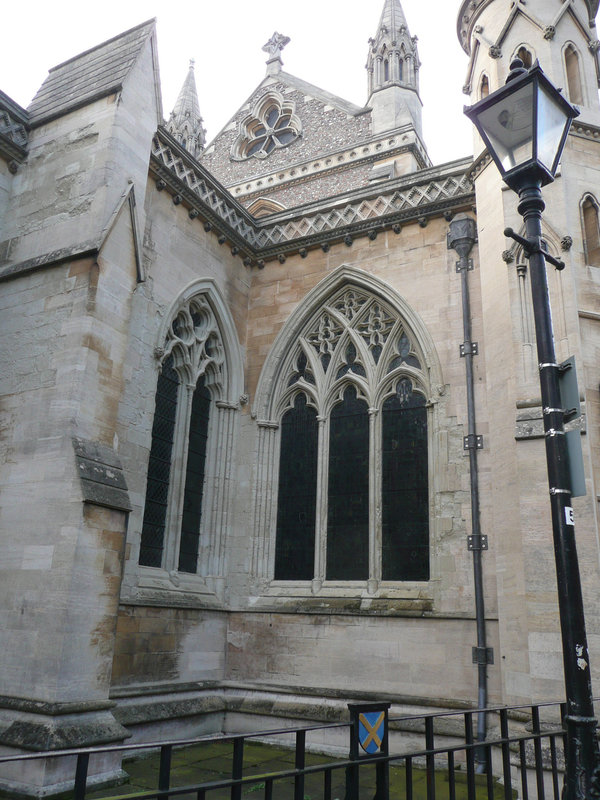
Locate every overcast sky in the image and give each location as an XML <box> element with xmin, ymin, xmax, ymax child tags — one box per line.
<box><xmin>3</xmin><ymin>1</ymin><xmax>479</xmax><ymax>165</ymax></box>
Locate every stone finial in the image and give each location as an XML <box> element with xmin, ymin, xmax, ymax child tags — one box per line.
<box><xmin>263</xmin><ymin>32</ymin><xmax>290</xmax><ymax>74</ymax></box>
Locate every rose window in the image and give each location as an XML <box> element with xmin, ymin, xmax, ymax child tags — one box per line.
<box><xmin>233</xmin><ymin>94</ymin><xmax>301</xmax><ymax>160</ymax></box>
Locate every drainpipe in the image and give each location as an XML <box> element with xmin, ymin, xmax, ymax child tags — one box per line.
<box><xmin>448</xmin><ymin>214</ymin><xmax>490</xmax><ymax>772</ymax></box>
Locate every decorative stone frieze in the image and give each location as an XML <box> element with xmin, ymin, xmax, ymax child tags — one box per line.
<box><xmin>151</xmin><ymin>126</ymin><xmax>474</xmax><ymax>261</ymax></box>
<box><xmin>0</xmin><ymin>93</ymin><xmax>29</xmax><ymax>164</ymax></box>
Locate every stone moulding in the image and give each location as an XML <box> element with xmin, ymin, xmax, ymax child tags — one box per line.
<box><xmin>150</xmin><ymin>127</ymin><xmax>475</xmax><ymax>262</ymax></box>
<box><xmin>0</xmin><ymin>91</ymin><xmax>29</xmax><ymax>165</ymax></box>
<box><xmin>73</xmin><ymin>437</ymin><xmax>131</xmax><ymax>512</ymax></box>
<box><xmin>228</xmin><ymin>127</ymin><xmax>431</xmax><ymax>201</ymax></box>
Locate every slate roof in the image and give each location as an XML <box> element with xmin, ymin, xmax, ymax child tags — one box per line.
<box><xmin>274</xmin><ymin>71</ymin><xmax>367</xmax><ymax>118</ymax></box>
<box><xmin>27</xmin><ymin>19</ymin><xmax>156</xmax><ymax>126</ymax></box>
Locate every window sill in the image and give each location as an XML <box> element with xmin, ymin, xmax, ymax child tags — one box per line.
<box><xmin>250</xmin><ymin>581</ymin><xmax>434</xmax><ymax>616</ymax></box>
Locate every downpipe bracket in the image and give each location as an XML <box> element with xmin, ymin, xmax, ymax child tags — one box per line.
<box><xmin>468</xmin><ymin>534</ymin><xmax>488</xmax><ymax>551</ymax></box>
<box><xmin>472</xmin><ymin>646</ymin><xmax>494</xmax><ymax>665</ymax></box>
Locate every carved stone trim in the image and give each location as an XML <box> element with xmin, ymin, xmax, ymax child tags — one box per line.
<box><xmin>150</xmin><ymin>128</ymin><xmax>474</xmax><ymax>261</ymax></box>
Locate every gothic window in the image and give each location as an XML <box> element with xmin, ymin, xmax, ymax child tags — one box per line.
<box><xmin>272</xmin><ymin>286</ymin><xmax>430</xmax><ymax>584</ymax></box>
<box><xmin>139</xmin><ymin>292</ymin><xmax>228</xmax><ymax>574</ymax></box>
<box><xmin>565</xmin><ymin>45</ymin><xmax>583</xmax><ymax>105</ymax></box>
<box><xmin>582</xmin><ymin>195</ymin><xmax>600</xmax><ymax>266</ymax></box>
<box><xmin>139</xmin><ymin>356</ymin><xmax>179</xmax><ymax>568</ymax></box>
<box><xmin>232</xmin><ymin>93</ymin><xmax>301</xmax><ymax>161</ymax></box>
<box><xmin>480</xmin><ymin>75</ymin><xmax>489</xmax><ymax>100</ymax></box>
<box><xmin>274</xmin><ymin>394</ymin><xmax>318</xmax><ymax>580</ymax></box>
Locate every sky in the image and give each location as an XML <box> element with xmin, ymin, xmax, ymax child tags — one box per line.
<box><xmin>1</xmin><ymin>1</ymin><xmax>477</xmax><ymax>165</ymax></box>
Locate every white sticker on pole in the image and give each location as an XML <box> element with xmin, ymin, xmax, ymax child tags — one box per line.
<box><xmin>565</xmin><ymin>507</ymin><xmax>574</xmax><ymax>526</ymax></box>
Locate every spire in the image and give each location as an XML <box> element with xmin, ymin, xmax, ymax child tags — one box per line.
<box><xmin>368</xmin><ymin>0</ymin><xmax>419</xmax><ymax>96</ymax></box>
<box><xmin>376</xmin><ymin>0</ymin><xmax>409</xmax><ymax>40</ymax></box>
<box><xmin>166</xmin><ymin>60</ymin><xmax>206</xmax><ymax>159</ymax></box>
<box><xmin>366</xmin><ymin>0</ymin><xmax>423</xmax><ymax>136</ymax></box>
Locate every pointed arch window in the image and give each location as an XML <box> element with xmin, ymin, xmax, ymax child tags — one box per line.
<box><xmin>272</xmin><ymin>287</ymin><xmax>430</xmax><ymax>585</ymax></box>
<box><xmin>139</xmin><ymin>292</ymin><xmax>229</xmax><ymax>575</ymax></box>
<box><xmin>480</xmin><ymin>75</ymin><xmax>490</xmax><ymax>100</ymax></box>
<box><xmin>516</xmin><ymin>47</ymin><xmax>533</xmax><ymax>69</ymax></box>
<box><xmin>565</xmin><ymin>45</ymin><xmax>584</xmax><ymax>105</ymax></box>
<box><xmin>582</xmin><ymin>195</ymin><xmax>600</xmax><ymax>266</ymax></box>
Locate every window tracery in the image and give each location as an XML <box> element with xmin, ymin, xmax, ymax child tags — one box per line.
<box><xmin>232</xmin><ymin>93</ymin><xmax>301</xmax><ymax>161</ymax></box>
<box><xmin>139</xmin><ymin>288</ymin><xmax>239</xmax><ymax>582</ymax></box>
<box><xmin>271</xmin><ymin>285</ymin><xmax>430</xmax><ymax>585</ymax></box>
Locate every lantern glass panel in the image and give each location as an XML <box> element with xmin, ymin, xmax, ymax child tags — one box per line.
<box><xmin>537</xmin><ymin>84</ymin><xmax>570</xmax><ymax>174</ymax></box>
<box><xmin>476</xmin><ymin>82</ymin><xmax>534</xmax><ymax>172</ymax></box>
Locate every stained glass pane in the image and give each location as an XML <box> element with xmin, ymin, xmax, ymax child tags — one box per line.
<box><xmin>275</xmin><ymin>129</ymin><xmax>295</xmax><ymax>145</ymax></box>
<box><xmin>381</xmin><ymin>388</ymin><xmax>429</xmax><ymax>581</ymax></box>
<box><xmin>326</xmin><ymin>387</ymin><xmax>369</xmax><ymax>580</ymax></box>
<box><xmin>246</xmin><ymin>137</ymin><xmax>267</xmax><ymax>157</ymax></box>
<box><xmin>275</xmin><ymin>394</ymin><xmax>318</xmax><ymax>580</ymax></box>
<box><xmin>139</xmin><ymin>356</ymin><xmax>179</xmax><ymax>568</ymax></box>
<box><xmin>266</xmin><ymin>107</ymin><xmax>279</xmax><ymax>127</ymax></box>
<box><xmin>178</xmin><ymin>376</ymin><xmax>211</xmax><ymax>573</ymax></box>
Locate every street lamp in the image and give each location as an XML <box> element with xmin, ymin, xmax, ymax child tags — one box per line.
<box><xmin>465</xmin><ymin>59</ymin><xmax>599</xmax><ymax>800</ymax></box>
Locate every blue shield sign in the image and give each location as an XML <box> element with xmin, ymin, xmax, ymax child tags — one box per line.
<box><xmin>358</xmin><ymin>711</ymin><xmax>385</xmax><ymax>754</ymax></box>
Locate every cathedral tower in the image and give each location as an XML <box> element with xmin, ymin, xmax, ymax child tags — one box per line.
<box><xmin>459</xmin><ymin>0</ymin><xmax>600</xmax><ymax>124</ymax></box>
<box><xmin>457</xmin><ymin>0</ymin><xmax>600</xmax><ymax>706</ymax></box>
<box><xmin>167</xmin><ymin>59</ymin><xmax>206</xmax><ymax>159</ymax></box>
<box><xmin>367</xmin><ymin>0</ymin><xmax>423</xmax><ymax>136</ymax></box>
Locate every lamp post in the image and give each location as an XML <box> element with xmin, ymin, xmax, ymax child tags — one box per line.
<box><xmin>465</xmin><ymin>59</ymin><xmax>598</xmax><ymax>800</ymax></box>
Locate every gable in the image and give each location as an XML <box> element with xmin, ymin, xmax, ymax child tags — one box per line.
<box><xmin>200</xmin><ymin>74</ymin><xmax>371</xmax><ymax>191</ymax></box>
<box><xmin>27</xmin><ymin>19</ymin><xmax>157</xmax><ymax>127</ymax></box>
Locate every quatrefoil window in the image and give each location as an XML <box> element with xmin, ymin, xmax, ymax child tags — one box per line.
<box><xmin>233</xmin><ymin>94</ymin><xmax>301</xmax><ymax>160</ymax></box>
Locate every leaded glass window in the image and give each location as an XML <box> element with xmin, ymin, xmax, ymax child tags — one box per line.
<box><xmin>139</xmin><ymin>356</ymin><xmax>179</xmax><ymax>568</ymax></box>
<box><xmin>381</xmin><ymin>381</ymin><xmax>429</xmax><ymax>581</ymax></box>
<box><xmin>326</xmin><ymin>386</ymin><xmax>369</xmax><ymax>580</ymax></box>
<box><xmin>178</xmin><ymin>376</ymin><xmax>211</xmax><ymax>573</ymax></box>
<box><xmin>232</xmin><ymin>93</ymin><xmax>301</xmax><ymax>161</ymax></box>
<box><xmin>274</xmin><ymin>394</ymin><xmax>318</xmax><ymax>580</ymax></box>
<box><xmin>139</xmin><ymin>293</ymin><xmax>227</xmax><ymax>575</ymax></box>
<box><xmin>273</xmin><ymin>286</ymin><xmax>430</xmax><ymax>585</ymax></box>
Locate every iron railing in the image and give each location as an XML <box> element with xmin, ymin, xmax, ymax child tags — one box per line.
<box><xmin>0</xmin><ymin>699</ymin><xmax>572</xmax><ymax>800</ymax></box>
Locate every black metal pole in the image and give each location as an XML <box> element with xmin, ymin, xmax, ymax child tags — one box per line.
<box><xmin>516</xmin><ymin>180</ymin><xmax>598</xmax><ymax>800</ymax></box>
<box><xmin>448</xmin><ymin>216</ymin><xmax>489</xmax><ymax>771</ymax></box>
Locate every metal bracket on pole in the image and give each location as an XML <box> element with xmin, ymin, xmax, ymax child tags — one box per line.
<box><xmin>464</xmin><ymin>434</ymin><xmax>484</xmax><ymax>450</ymax></box>
<box><xmin>468</xmin><ymin>534</ymin><xmax>488</xmax><ymax>551</ymax></box>
<box><xmin>460</xmin><ymin>341</ymin><xmax>479</xmax><ymax>357</ymax></box>
<box><xmin>472</xmin><ymin>646</ymin><xmax>494</xmax><ymax>665</ymax></box>
<box><xmin>456</xmin><ymin>259</ymin><xmax>474</xmax><ymax>273</ymax></box>
<box><xmin>504</xmin><ymin>228</ymin><xmax>565</xmax><ymax>270</ymax></box>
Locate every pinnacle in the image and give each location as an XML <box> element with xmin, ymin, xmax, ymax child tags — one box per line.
<box><xmin>377</xmin><ymin>0</ymin><xmax>409</xmax><ymax>38</ymax></box>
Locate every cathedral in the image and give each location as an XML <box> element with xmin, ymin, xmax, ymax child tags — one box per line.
<box><xmin>1</xmin><ymin>0</ymin><xmax>600</xmax><ymax>794</ymax></box>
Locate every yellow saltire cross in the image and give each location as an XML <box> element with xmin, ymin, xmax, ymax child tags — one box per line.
<box><xmin>359</xmin><ymin>711</ymin><xmax>385</xmax><ymax>751</ymax></box>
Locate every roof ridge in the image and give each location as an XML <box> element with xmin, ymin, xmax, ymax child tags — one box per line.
<box><xmin>276</xmin><ymin>71</ymin><xmax>366</xmax><ymax>116</ymax></box>
<box><xmin>47</xmin><ymin>18</ymin><xmax>156</xmax><ymax>74</ymax></box>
